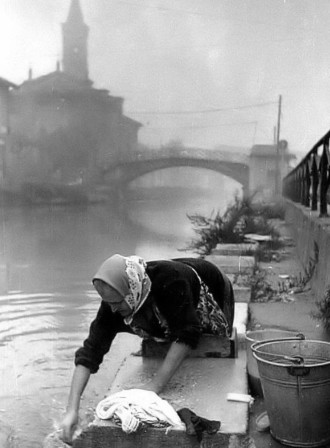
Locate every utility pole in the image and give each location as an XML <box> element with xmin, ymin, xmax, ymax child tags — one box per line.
<box><xmin>275</xmin><ymin>94</ymin><xmax>282</xmax><ymax>196</ymax></box>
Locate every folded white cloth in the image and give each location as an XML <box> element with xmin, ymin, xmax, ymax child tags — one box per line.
<box><xmin>95</xmin><ymin>389</ymin><xmax>185</xmax><ymax>433</ymax></box>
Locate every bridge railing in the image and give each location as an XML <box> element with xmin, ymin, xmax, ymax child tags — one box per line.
<box><xmin>122</xmin><ymin>148</ymin><xmax>248</xmax><ymax>164</ymax></box>
<box><xmin>283</xmin><ymin>129</ymin><xmax>330</xmax><ymax>217</ymax></box>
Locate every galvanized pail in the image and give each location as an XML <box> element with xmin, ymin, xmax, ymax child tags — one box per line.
<box><xmin>245</xmin><ymin>329</ymin><xmax>302</xmax><ymax>396</ymax></box>
<box><xmin>252</xmin><ymin>339</ymin><xmax>330</xmax><ymax>447</ymax></box>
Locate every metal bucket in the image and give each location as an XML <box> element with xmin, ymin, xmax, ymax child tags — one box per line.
<box><xmin>245</xmin><ymin>329</ymin><xmax>301</xmax><ymax>396</ymax></box>
<box><xmin>252</xmin><ymin>339</ymin><xmax>330</xmax><ymax>447</ymax></box>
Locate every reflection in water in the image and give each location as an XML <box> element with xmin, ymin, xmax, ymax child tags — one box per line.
<box><xmin>0</xmin><ymin>172</ymin><xmax>241</xmax><ymax>446</ymax></box>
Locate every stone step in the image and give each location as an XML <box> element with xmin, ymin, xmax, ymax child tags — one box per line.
<box><xmin>205</xmin><ymin>255</ymin><xmax>255</xmax><ymax>275</ymax></box>
<box><xmin>213</xmin><ymin>243</ymin><xmax>258</xmax><ymax>256</ymax></box>
<box><xmin>226</xmin><ymin>274</ymin><xmax>252</xmax><ymax>303</ymax></box>
<box><xmin>233</xmin><ymin>285</ymin><xmax>251</xmax><ymax>303</ymax></box>
<box><xmin>72</xmin><ymin>422</ymin><xmax>249</xmax><ymax>447</ymax></box>
<box><xmin>234</xmin><ymin>303</ymin><xmax>248</xmax><ymax>349</ymax></box>
<box><xmin>73</xmin><ymin>349</ymin><xmax>249</xmax><ymax>448</ymax></box>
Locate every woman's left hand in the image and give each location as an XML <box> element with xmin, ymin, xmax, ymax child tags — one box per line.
<box><xmin>129</xmin><ymin>342</ymin><xmax>191</xmax><ymax>395</ymax></box>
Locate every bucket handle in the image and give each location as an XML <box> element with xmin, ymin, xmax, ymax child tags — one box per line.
<box><xmin>252</xmin><ymin>352</ymin><xmax>305</xmax><ymax>365</ymax></box>
<box><xmin>251</xmin><ymin>333</ymin><xmax>305</xmax><ymax>355</ymax></box>
<box><xmin>251</xmin><ymin>334</ymin><xmax>306</xmax><ymax>366</ymax></box>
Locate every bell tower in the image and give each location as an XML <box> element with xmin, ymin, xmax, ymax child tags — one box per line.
<box><xmin>62</xmin><ymin>0</ymin><xmax>89</xmax><ymax>81</ymax></box>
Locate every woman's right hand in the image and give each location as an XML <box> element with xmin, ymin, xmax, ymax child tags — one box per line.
<box><xmin>59</xmin><ymin>409</ymin><xmax>79</xmax><ymax>445</ymax></box>
<box><xmin>60</xmin><ymin>365</ymin><xmax>91</xmax><ymax>444</ymax></box>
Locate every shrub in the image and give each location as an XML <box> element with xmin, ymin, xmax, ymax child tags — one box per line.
<box><xmin>313</xmin><ymin>286</ymin><xmax>330</xmax><ymax>329</ymax></box>
<box><xmin>182</xmin><ymin>195</ymin><xmax>283</xmax><ymax>256</ymax></box>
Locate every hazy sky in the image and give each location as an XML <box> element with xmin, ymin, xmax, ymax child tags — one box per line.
<box><xmin>1</xmin><ymin>0</ymin><xmax>330</xmax><ymax>156</ymax></box>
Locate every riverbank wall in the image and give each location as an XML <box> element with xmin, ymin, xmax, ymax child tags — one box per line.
<box><xmin>284</xmin><ymin>198</ymin><xmax>330</xmax><ymax>299</ymax></box>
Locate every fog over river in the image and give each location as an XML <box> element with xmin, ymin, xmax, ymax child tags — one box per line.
<box><xmin>0</xmin><ymin>168</ymin><xmax>241</xmax><ymax>447</ymax></box>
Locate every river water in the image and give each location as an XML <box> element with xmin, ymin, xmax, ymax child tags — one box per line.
<box><xmin>0</xmin><ymin>168</ymin><xmax>241</xmax><ymax>447</ymax></box>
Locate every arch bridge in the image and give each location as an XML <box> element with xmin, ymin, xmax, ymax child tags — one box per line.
<box><xmin>103</xmin><ymin>148</ymin><xmax>250</xmax><ymax>192</ymax></box>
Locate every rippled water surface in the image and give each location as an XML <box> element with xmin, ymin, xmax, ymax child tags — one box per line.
<box><xmin>0</xmin><ymin>171</ymin><xmax>241</xmax><ymax>446</ymax></box>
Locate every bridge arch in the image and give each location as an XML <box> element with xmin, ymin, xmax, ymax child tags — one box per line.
<box><xmin>103</xmin><ymin>156</ymin><xmax>249</xmax><ymax>192</ymax></box>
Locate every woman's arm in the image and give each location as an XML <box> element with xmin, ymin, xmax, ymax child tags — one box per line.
<box><xmin>142</xmin><ymin>341</ymin><xmax>191</xmax><ymax>394</ymax></box>
<box><xmin>75</xmin><ymin>301</ymin><xmax>123</xmax><ymax>373</ymax></box>
<box><xmin>60</xmin><ymin>365</ymin><xmax>91</xmax><ymax>444</ymax></box>
<box><xmin>60</xmin><ymin>303</ymin><xmax>130</xmax><ymax>443</ymax></box>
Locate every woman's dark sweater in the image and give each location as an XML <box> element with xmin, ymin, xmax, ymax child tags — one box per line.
<box><xmin>75</xmin><ymin>258</ymin><xmax>234</xmax><ymax>373</ymax></box>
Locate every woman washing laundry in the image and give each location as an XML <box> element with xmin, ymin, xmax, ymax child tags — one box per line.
<box><xmin>60</xmin><ymin>254</ymin><xmax>234</xmax><ymax>444</ymax></box>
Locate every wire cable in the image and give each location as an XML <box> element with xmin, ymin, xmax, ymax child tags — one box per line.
<box><xmin>127</xmin><ymin>101</ymin><xmax>277</xmax><ymax>115</ymax></box>
<box><xmin>142</xmin><ymin>120</ymin><xmax>257</xmax><ymax>130</ymax></box>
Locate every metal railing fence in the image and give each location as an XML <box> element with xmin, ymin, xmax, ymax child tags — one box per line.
<box><xmin>283</xmin><ymin>130</ymin><xmax>330</xmax><ymax>217</ymax></box>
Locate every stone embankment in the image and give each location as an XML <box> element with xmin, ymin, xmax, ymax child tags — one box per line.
<box><xmin>285</xmin><ymin>199</ymin><xmax>330</xmax><ymax>300</ymax></box>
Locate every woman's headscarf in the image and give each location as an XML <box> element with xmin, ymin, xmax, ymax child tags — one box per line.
<box><xmin>93</xmin><ymin>254</ymin><xmax>151</xmax><ymax>324</ymax></box>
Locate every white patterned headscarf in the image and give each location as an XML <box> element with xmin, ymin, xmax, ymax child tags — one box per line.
<box><xmin>93</xmin><ymin>254</ymin><xmax>151</xmax><ymax>324</ymax></box>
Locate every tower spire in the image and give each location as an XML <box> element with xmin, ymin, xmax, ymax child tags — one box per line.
<box><xmin>67</xmin><ymin>0</ymin><xmax>84</xmax><ymax>23</ymax></box>
<box><xmin>62</xmin><ymin>0</ymin><xmax>89</xmax><ymax>81</ymax></box>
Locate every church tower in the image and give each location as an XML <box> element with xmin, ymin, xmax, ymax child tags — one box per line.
<box><xmin>62</xmin><ymin>0</ymin><xmax>89</xmax><ymax>81</ymax></box>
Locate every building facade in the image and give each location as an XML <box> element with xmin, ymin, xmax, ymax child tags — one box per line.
<box><xmin>3</xmin><ymin>0</ymin><xmax>141</xmax><ymax>191</ymax></box>
<box><xmin>249</xmin><ymin>141</ymin><xmax>295</xmax><ymax>200</ymax></box>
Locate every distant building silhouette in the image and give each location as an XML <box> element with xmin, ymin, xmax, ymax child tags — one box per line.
<box><xmin>0</xmin><ymin>78</ymin><xmax>17</xmax><ymax>184</ymax></box>
<box><xmin>1</xmin><ymin>0</ymin><xmax>141</xmax><ymax>191</ymax></box>
<box><xmin>249</xmin><ymin>142</ymin><xmax>295</xmax><ymax>199</ymax></box>
<box><xmin>62</xmin><ymin>0</ymin><xmax>89</xmax><ymax>81</ymax></box>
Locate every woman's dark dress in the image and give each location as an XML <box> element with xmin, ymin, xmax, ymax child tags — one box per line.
<box><xmin>75</xmin><ymin>258</ymin><xmax>234</xmax><ymax>373</ymax></box>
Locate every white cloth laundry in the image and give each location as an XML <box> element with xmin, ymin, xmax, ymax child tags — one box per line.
<box><xmin>95</xmin><ymin>389</ymin><xmax>185</xmax><ymax>433</ymax></box>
